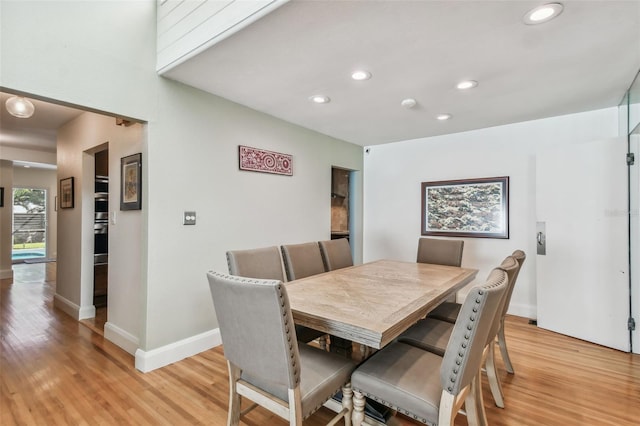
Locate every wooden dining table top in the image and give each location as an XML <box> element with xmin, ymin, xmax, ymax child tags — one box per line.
<box><xmin>285</xmin><ymin>259</ymin><xmax>478</xmax><ymax>349</ymax></box>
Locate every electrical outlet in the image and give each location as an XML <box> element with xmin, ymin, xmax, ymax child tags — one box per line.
<box><xmin>183</xmin><ymin>211</ymin><xmax>196</xmax><ymax>225</ymax></box>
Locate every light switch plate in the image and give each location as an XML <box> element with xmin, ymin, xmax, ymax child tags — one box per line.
<box><xmin>183</xmin><ymin>211</ymin><xmax>196</xmax><ymax>225</ymax></box>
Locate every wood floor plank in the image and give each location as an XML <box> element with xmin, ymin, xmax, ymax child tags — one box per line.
<box><xmin>1</xmin><ymin>263</ymin><xmax>639</xmax><ymax>425</ymax></box>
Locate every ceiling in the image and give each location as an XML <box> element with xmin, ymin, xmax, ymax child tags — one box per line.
<box><xmin>2</xmin><ymin>1</ymin><xmax>639</xmax><ymax>156</ymax></box>
<box><xmin>164</xmin><ymin>0</ymin><xmax>640</xmax><ymax>146</ymax></box>
<box><xmin>0</xmin><ymin>92</ymin><xmax>83</xmax><ymax>158</ymax></box>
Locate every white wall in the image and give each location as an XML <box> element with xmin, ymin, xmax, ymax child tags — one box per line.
<box><xmin>56</xmin><ymin>113</ymin><xmax>144</xmax><ymax>341</ymax></box>
<box><xmin>141</xmin><ymin>79</ymin><xmax>363</xmax><ymax>354</ymax></box>
<box><xmin>13</xmin><ymin>166</ymin><xmax>58</xmax><ymax>259</ymax></box>
<box><xmin>363</xmin><ymin>108</ymin><xmax>619</xmax><ymax>319</ymax></box>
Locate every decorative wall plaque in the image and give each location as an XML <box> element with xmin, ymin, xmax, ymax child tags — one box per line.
<box><xmin>239</xmin><ymin>145</ymin><xmax>293</xmax><ymax>176</ymax></box>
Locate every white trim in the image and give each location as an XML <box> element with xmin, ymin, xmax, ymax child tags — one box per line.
<box><xmin>134</xmin><ymin>328</ymin><xmax>222</xmax><ymax>373</ymax></box>
<box><xmin>507</xmin><ymin>303</ymin><xmax>536</xmax><ymax>320</ymax></box>
<box><xmin>104</xmin><ymin>322</ymin><xmax>139</xmax><ymax>355</ymax></box>
<box><xmin>0</xmin><ymin>268</ymin><xmax>13</xmax><ymax>280</ymax></box>
<box><xmin>53</xmin><ymin>294</ymin><xmax>96</xmax><ymax>320</ymax></box>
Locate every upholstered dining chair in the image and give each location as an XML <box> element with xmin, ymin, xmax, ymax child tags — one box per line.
<box><xmin>417</xmin><ymin>237</ymin><xmax>464</xmax><ymax>303</ymax></box>
<box><xmin>281</xmin><ymin>242</ymin><xmax>327</xmax><ymax>281</ymax></box>
<box><xmin>498</xmin><ymin>250</ymin><xmax>526</xmax><ymax>374</ymax></box>
<box><xmin>350</xmin><ymin>268</ymin><xmax>508</xmax><ymax>426</ymax></box>
<box><xmin>226</xmin><ymin>246</ymin><xmax>324</xmax><ymax>345</ymax></box>
<box><xmin>227</xmin><ymin>246</ymin><xmax>286</xmax><ymax>281</ymax></box>
<box><xmin>207</xmin><ymin>272</ymin><xmax>356</xmax><ymax>426</ymax></box>
<box><xmin>428</xmin><ymin>250</ymin><xmax>526</xmax><ymax>374</ymax></box>
<box><xmin>399</xmin><ymin>256</ymin><xmax>520</xmax><ymax>409</ymax></box>
<box><xmin>416</xmin><ymin>237</ymin><xmax>464</xmax><ymax>267</ymax></box>
<box><xmin>318</xmin><ymin>238</ymin><xmax>353</xmax><ymax>271</ymax></box>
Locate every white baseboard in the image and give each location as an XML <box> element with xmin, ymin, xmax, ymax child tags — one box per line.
<box><xmin>0</xmin><ymin>268</ymin><xmax>13</xmax><ymax>280</ymax></box>
<box><xmin>134</xmin><ymin>328</ymin><xmax>222</xmax><ymax>373</ymax></box>
<box><xmin>105</xmin><ymin>322</ymin><xmax>139</xmax><ymax>355</ymax></box>
<box><xmin>507</xmin><ymin>302</ymin><xmax>536</xmax><ymax>320</ymax></box>
<box><xmin>53</xmin><ymin>294</ymin><xmax>96</xmax><ymax>320</ymax></box>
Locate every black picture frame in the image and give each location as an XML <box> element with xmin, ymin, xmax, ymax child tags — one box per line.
<box><xmin>121</xmin><ymin>153</ymin><xmax>142</xmax><ymax>211</ymax></box>
<box><xmin>60</xmin><ymin>177</ymin><xmax>75</xmax><ymax>209</ymax></box>
<box><xmin>421</xmin><ymin>176</ymin><xmax>509</xmax><ymax>239</ymax></box>
<box><xmin>0</xmin><ymin>187</ymin><xmax>4</xmax><ymax>207</ymax></box>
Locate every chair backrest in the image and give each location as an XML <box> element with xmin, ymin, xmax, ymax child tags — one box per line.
<box><xmin>499</xmin><ymin>250</ymin><xmax>526</xmax><ymax>318</ymax></box>
<box><xmin>416</xmin><ymin>237</ymin><xmax>464</xmax><ymax>267</ymax></box>
<box><xmin>486</xmin><ymin>256</ymin><xmax>520</xmax><ymax>343</ymax></box>
<box><xmin>281</xmin><ymin>242</ymin><xmax>326</xmax><ymax>281</ymax></box>
<box><xmin>207</xmin><ymin>272</ymin><xmax>300</xmax><ymax>396</ymax></box>
<box><xmin>226</xmin><ymin>246</ymin><xmax>285</xmax><ymax>281</ymax></box>
<box><xmin>318</xmin><ymin>238</ymin><xmax>353</xmax><ymax>271</ymax></box>
<box><xmin>440</xmin><ymin>268</ymin><xmax>508</xmax><ymax>396</ymax></box>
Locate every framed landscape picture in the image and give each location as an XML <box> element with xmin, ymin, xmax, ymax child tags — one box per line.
<box><xmin>60</xmin><ymin>177</ymin><xmax>74</xmax><ymax>209</ymax></box>
<box><xmin>121</xmin><ymin>153</ymin><xmax>142</xmax><ymax>210</ymax></box>
<box><xmin>421</xmin><ymin>176</ymin><xmax>509</xmax><ymax>239</ymax></box>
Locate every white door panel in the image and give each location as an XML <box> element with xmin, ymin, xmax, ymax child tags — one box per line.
<box><xmin>536</xmin><ymin>137</ymin><xmax>629</xmax><ymax>351</ymax></box>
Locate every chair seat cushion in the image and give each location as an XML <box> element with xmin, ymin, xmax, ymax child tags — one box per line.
<box><xmin>427</xmin><ymin>301</ymin><xmax>461</xmax><ymax>324</ymax></box>
<box><xmin>298</xmin><ymin>344</ymin><xmax>357</xmax><ymax>418</ymax></box>
<box><xmin>397</xmin><ymin>318</ymin><xmax>453</xmax><ymax>356</ymax></box>
<box><xmin>241</xmin><ymin>345</ymin><xmax>355</xmax><ymax>418</ymax></box>
<box><xmin>351</xmin><ymin>342</ymin><xmax>443</xmax><ymax>425</ymax></box>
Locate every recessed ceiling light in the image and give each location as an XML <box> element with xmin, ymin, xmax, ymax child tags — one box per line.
<box><xmin>351</xmin><ymin>70</ymin><xmax>372</xmax><ymax>81</ymax></box>
<box><xmin>523</xmin><ymin>3</ymin><xmax>563</xmax><ymax>25</ymax></box>
<box><xmin>401</xmin><ymin>98</ymin><xmax>417</xmax><ymax>109</ymax></box>
<box><xmin>436</xmin><ymin>113</ymin><xmax>452</xmax><ymax>121</ymax></box>
<box><xmin>309</xmin><ymin>95</ymin><xmax>330</xmax><ymax>104</ymax></box>
<box><xmin>456</xmin><ymin>80</ymin><xmax>478</xmax><ymax>90</ymax></box>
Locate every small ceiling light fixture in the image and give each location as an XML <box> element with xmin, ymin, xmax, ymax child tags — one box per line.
<box><xmin>456</xmin><ymin>80</ymin><xmax>478</xmax><ymax>90</ymax></box>
<box><xmin>310</xmin><ymin>95</ymin><xmax>331</xmax><ymax>104</ymax></box>
<box><xmin>436</xmin><ymin>113</ymin><xmax>452</xmax><ymax>121</ymax></box>
<box><xmin>523</xmin><ymin>3</ymin><xmax>563</xmax><ymax>25</ymax></box>
<box><xmin>401</xmin><ymin>98</ymin><xmax>417</xmax><ymax>109</ymax></box>
<box><xmin>5</xmin><ymin>96</ymin><xmax>35</xmax><ymax>118</ymax></box>
<box><xmin>351</xmin><ymin>70</ymin><xmax>372</xmax><ymax>81</ymax></box>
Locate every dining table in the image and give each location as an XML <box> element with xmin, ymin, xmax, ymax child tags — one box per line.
<box><xmin>285</xmin><ymin>259</ymin><xmax>479</xmax><ymax>351</ymax></box>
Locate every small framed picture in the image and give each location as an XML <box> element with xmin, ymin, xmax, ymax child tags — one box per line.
<box><xmin>0</xmin><ymin>187</ymin><xmax>4</xmax><ymax>207</ymax></box>
<box><xmin>60</xmin><ymin>177</ymin><xmax>75</xmax><ymax>209</ymax></box>
<box><xmin>121</xmin><ymin>153</ymin><xmax>142</xmax><ymax>210</ymax></box>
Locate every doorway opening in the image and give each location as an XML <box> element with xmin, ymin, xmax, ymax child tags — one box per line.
<box><xmin>330</xmin><ymin>167</ymin><xmax>351</xmax><ymax>242</ymax></box>
<box><xmin>12</xmin><ymin>187</ymin><xmax>47</xmax><ymax>263</ymax></box>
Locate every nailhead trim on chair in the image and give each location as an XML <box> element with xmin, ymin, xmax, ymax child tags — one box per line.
<box><xmin>275</xmin><ymin>282</ymin><xmax>300</xmax><ymax>385</ymax></box>
<box><xmin>445</xmin><ymin>289</ymin><xmax>483</xmax><ymax>393</ymax></box>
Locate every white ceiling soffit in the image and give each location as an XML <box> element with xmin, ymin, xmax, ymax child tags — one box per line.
<box><xmin>163</xmin><ymin>0</ymin><xmax>640</xmax><ymax>146</ymax></box>
<box><xmin>0</xmin><ymin>92</ymin><xmax>83</xmax><ymax>153</ymax></box>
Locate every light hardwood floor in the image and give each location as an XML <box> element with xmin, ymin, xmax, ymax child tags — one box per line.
<box><xmin>1</xmin><ymin>263</ymin><xmax>639</xmax><ymax>425</ymax></box>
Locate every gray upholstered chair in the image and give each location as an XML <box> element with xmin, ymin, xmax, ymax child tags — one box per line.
<box><xmin>428</xmin><ymin>250</ymin><xmax>526</xmax><ymax>374</ymax></box>
<box><xmin>281</xmin><ymin>242</ymin><xmax>327</xmax><ymax>281</ymax></box>
<box><xmin>226</xmin><ymin>246</ymin><xmax>324</xmax><ymax>345</ymax></box>
<box><xmin>417</xmin><ymin>237</ymin><xmax>464</xmax><ymax>303</ymax></box>
<box><xmin>318</xmin><ymin>238</ymin><xmax>353</xmax><ymax>271</ymax></box>
<box><xmin>350</xmin><ymin>268</ymin><xmax>508</xmax><ymax>426</ymax></box>
<box><xmin>226</xmin><ymin>246</ymin><xmax>285</xmax><ymax>281</ymax></box>
<box><xmin>498</xmin><ymin>250</ymin><xmax>526</xmax><ymax>374</ymax></box>
<box><xmin>207</xmin><ymin>272</ymin><xmax>356</xmax><ymax>426</ymax></box>
<box><xmin>416</xmin><ymin>237</ymin><xmax>464</xmax><ymax>267</ymax></box>
<box><xmin>399</xmin><ymin>256</ymin><xmax>520</xmax><ymax>408</ymax></box>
